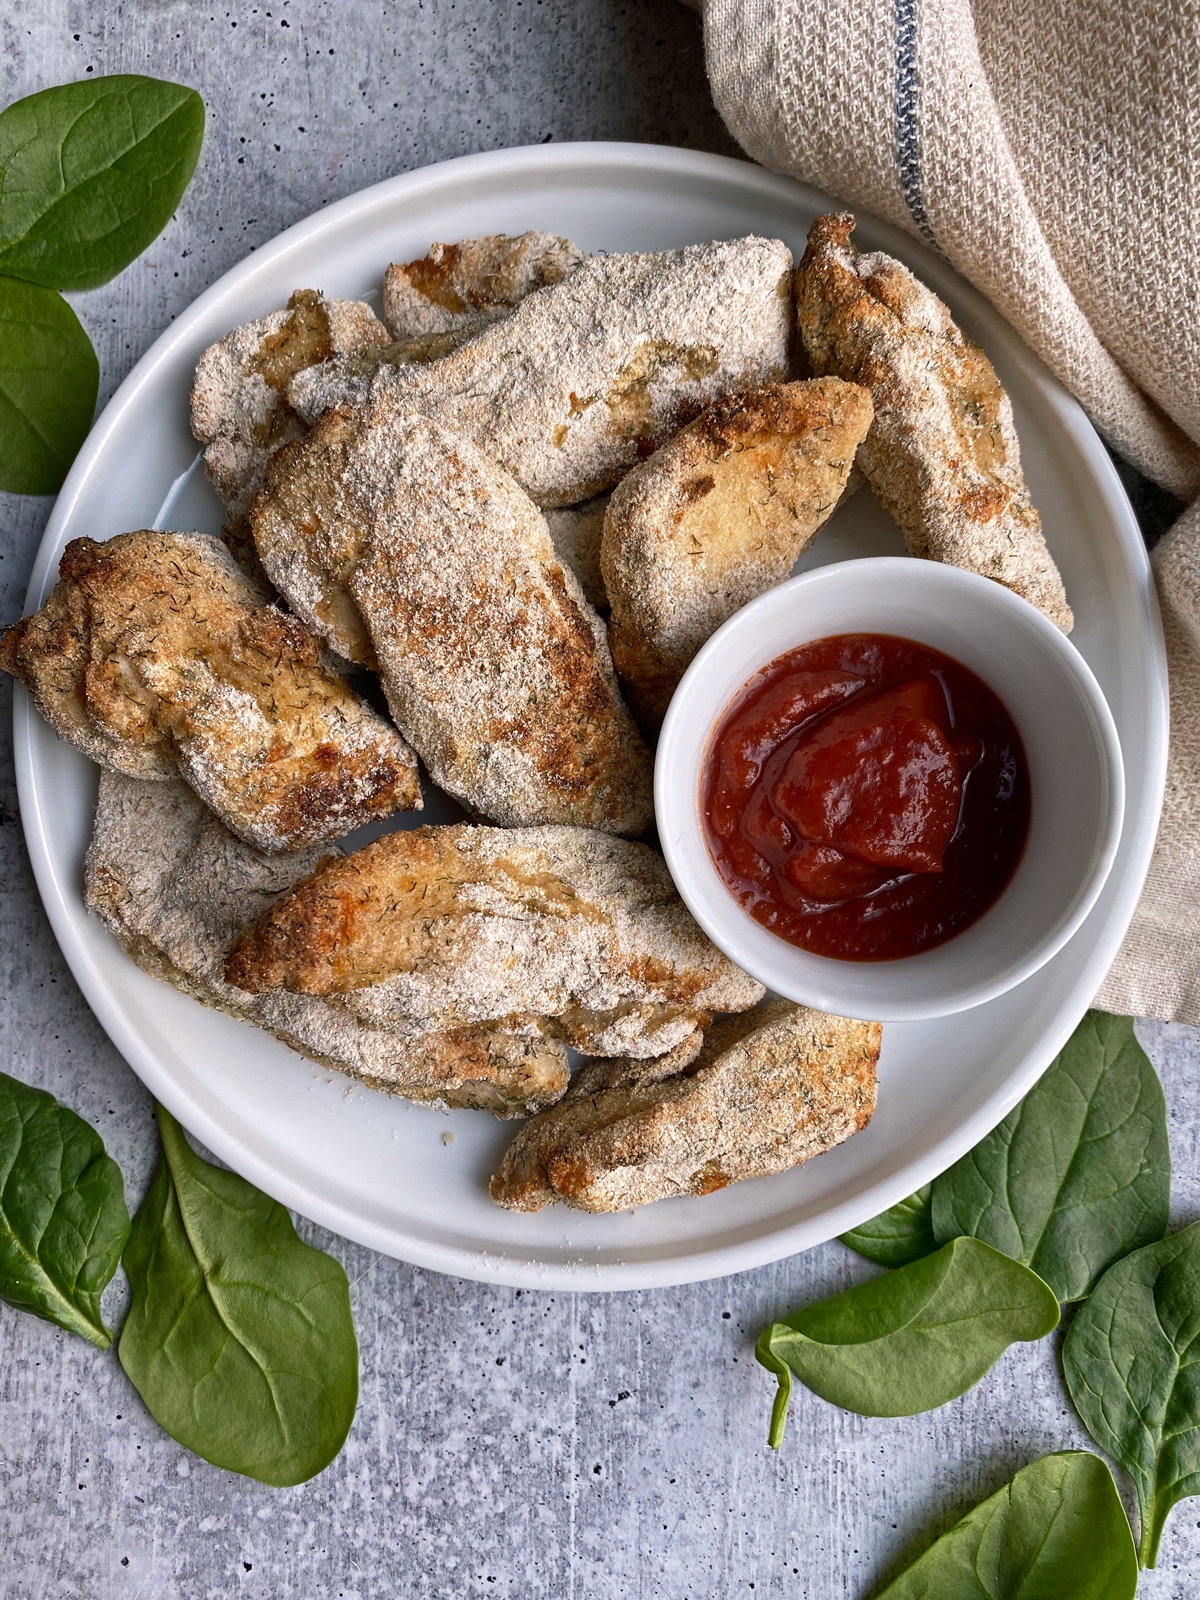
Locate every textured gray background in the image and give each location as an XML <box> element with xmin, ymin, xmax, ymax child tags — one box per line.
<box><xmin>1</xmin><ymin>3</ymin><xmax>1197</xmax><ymax>1595</ymax></box>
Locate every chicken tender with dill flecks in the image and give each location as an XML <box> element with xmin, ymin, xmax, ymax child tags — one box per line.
<box><xmin>795</xmin><ymin>214</ymin><xmax>1072</xmax><ymax>631</ymax></box>
<box><xmin>251</xmin><ymin>404</ymin><xmax>653</xmax><ymax>834</ymax></box>
<box><xmin>602</xmin><ymin>379</ymin><xmax>874</xmax><ymax>727</ymax></box>
<box><xmin>86</xmin><ymin>772</ymin><xmax>567</xmax><ymax>1115</ymax></box>
<box><xmin>190</xmin><ymin>289</ymin><xmax>390</xmax><ymax>567</ymax></box>
<box><xmin>224</xmin><ymin>823</ymin><xmax>765</xmax><ymax>1058</ymax></box>
<box><xmin>0</xmin><ymin>531</ymin><xmax>421</xmax><ymax>852</ymax></box>
<box><xmin>383</xmin><ymin>231</ymin><xmax>585</xmax><ymax>340</ymax></box>
<box><xmin>489</xmin><ymin>1000</ymin><xmax>881</xmax><ymax>1212</ymax></box>
<box><xmin>288</xmin><ymin>237</ymin><xmax>794</xmax><ymax>507</ymax></box>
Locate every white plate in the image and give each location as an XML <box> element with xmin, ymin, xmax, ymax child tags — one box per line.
<box><xmin>14</xmin><ymin>143</ymin><xmax>1167</xmax><ymax>1290</ymax></box>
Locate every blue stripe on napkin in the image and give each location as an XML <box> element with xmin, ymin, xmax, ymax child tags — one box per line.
<box><xmin>896</xmin><ymin>0</ymin><xmax>936</xmax><ymax>244</ymax></box>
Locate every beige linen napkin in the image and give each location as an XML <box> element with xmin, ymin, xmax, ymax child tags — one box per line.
<box><xmin>701</xmin><ymin>0</ymin><xmax>1200</xmax><ymax>1022</ymax></box>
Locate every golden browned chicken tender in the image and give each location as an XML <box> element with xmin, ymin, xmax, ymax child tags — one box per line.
<box><xmin>489</xmin><ymin>1000</ymin><xmax>881</xmax><ymax>1211</ymax></box>
<box><xmin>190</xmin><ymin>288</ymin><xmax>390</xmax><ymax>565</ymax></box>
<box><xmin>0</xmin><ymin>531</ymin><xmax>421</xmax><ymax>852</ymax></box>
<box><xmin>383</xmin><ymin>231</ymin><xmax>585</xmax><ymax>339</ymax></box>
<box><xmin>86</xmin><ymin>772</ymin><xmax>567</xmax><ymax>1114</ymax></box>
<box><xmin>288</xmin><ymin>237</ymin><xmax>795</xmax><ymax>507</ymax></box>
<box><xmin>251</xmin><ymin>404</ymin><xmax>653</xmax><ymax>834</ymax></box>
<box><xmin>225</xmin><ymin>823</ymin><xmax>765</xmax><ymax>1058</ymax></box>
<box><xmin>602</xmin><ymin>379</ymin><xmax>874</xmax><ymax>726</ymax></box>
<box><xmin>795</xmin><ymin>214</ymin><xmax>1072</xmax><ymax>631</ymax></box>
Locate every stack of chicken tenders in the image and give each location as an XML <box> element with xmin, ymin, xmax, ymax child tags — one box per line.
<box><xmin>2</xmin><ymin>216</ymin><xmax>1069</xmax><ymax>1214</ymax></box>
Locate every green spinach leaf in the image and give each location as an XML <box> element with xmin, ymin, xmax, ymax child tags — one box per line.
<box><xmin>873</xmin><ymin>1451</ymin><xmax>1137</xmax><ymax>1599</ymax></box>
<box><xmin>0</xmin><ymin>274</ymin><xmax>98</xmax><ymax>493</ymax></box>
<box><xmin>0</xmin><ymin>1070</ymin><xmax>129</xmax><ymax>1348</ymax></box>
<box><xmin>119</xmin><ymin>1106</ymin><xmax>358</xmax><ymax>1486</ymax></box>
<box><xmin>0</xmin><ymin>76</ymin><xmax>204</xmax><ymax>290</ymax></box>
<box><xmin>756</xmin><ymin>1238</ymin><xmax>1058</xmax><ymax>1444</ymax></box>
<box><xmin>840</xmin><ymin>1185</ymin><xmax>936</xmax><ymax>1268</ymax></box>
<box><xmin>1063</xmin><ymin>1219</ymin><xmax>1200</xmax><ymax>1567</ymax></box>
<box><xmin>930</xmin><ymin>1012</ymin><xmax>1169</xmax><ymax>1304</ymax></box>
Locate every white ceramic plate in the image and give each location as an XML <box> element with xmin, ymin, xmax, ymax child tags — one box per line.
<box><xmin>14</xmin><ymin>144</ymin><xmax>1167</xmax><ymax>1290</ymax></box>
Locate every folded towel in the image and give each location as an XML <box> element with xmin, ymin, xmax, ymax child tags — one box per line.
<box><xmin>703</xmin><ymin>0</ymin><xmax>1200</xmax><ymax>1022</ymax></box>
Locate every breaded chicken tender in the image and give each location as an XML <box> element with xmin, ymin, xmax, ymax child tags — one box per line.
<box><xmin>190</xmin><ymin>288</ymin><xmax>390</xmax><ymax>564</ymax></box>
<box><xmin>795</xmin><ymin>214</ymin><xmax>1071</xmax><ymax>630</ymax></box>
<box><xmin>0</xmin><ymin>531</ymin><xmax>421</xmax><ymax>852</ymax></box>
<box><xmin>86</xmin><ymin>772</ymin><xmax>567</xmax><ymax>1114</ymax></box>
<box><xmin>288</xmin><ymin>237</ymin><xmax>794</xmax><ymax>507</ymax></box>
<box><xmin>251</xmin><ymin>405</ymin><xmax>653</xmax><ymax>834</ymax></box>
<box><xmin>224</xmin><ymin>823</ymin><xmax>765</xmax><ymax>1058</ymax></box>
<box><xmin>383</xmin><ymin>231</ymin><xmax>584</xmax><ymax>339</ymax></box>
<box><xmin>602</xmin><ymin>379</ymin><xmax>874</xmax><ymax>725</ymax></box>
<box><xmin>489</xmin><ymin>1000</ymin><xmax>881</xmax><ymax>1211</ymax></box>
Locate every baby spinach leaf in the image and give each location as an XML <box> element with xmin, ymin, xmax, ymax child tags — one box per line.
<box><xmin>0</xmin><ymin>76</ymin><xmax>204</xmax><ymax>290</ymax></box>
<box><xmin>1063</xmin><ymin>1220</ymin><xmax>1200</xmax><ymax>1568</ymax></box>
<box><xmin>119</xmin><ymin>1106</ymin><xmax>358</xmax><ymax>1486</ymax></box>
<box><xmin>873</xmin><ymin>1451</ymin><xmax>1137</xmax><ymax>1599</ymax></box>
<box><xmin>756</xmin><ymin>1238</ymin><xmax>1058</xmax><ymax>1442</ymax></box>
<box><xmin>0</xmin><ymin>1070</ymin><xmax>129</xmax><ymax>1348</ymax></box>
<box><xmin>0</xmin><ymin>275</ymin><xmax>98</xmax><ymax>493</ymax></box>
<box><xmin>931</xmin><ymin>1011</ymin><xmax>1169</xmax><ymax>1304</ymax></box>
<box><xmin>840</xmin><ymin>1185</ymin><xmax>937</xmax><ymax>1268</ymax></box>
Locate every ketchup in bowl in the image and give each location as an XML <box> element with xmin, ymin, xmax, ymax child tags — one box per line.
<box><xmin>701</xmin><ymin>634</ymin><xmax>1030</xmax><ymax>961</ymax></box>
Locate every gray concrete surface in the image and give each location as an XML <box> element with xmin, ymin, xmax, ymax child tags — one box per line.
<box><xmin>1</xmin><ymin>4</ymin><xmax>1197</xmax><ymax>1595</ymax></box>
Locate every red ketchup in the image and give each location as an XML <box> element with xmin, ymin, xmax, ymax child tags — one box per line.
<box><xmin>701</xmin><ymin>634</ymin><xmax>1030</xmax><ymax>961</ymax></box>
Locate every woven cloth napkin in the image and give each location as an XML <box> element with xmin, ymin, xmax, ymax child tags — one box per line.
<box><xmin>700</xmin><ymin>0</ymin><xmax>1200</xmax><ymax>1023</ymax></box>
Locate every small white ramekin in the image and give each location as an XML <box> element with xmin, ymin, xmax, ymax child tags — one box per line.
<box><xmin>655</xmin><ymin>558</ymin><xmax>1125</xmax><ymax>1022</ymax></box>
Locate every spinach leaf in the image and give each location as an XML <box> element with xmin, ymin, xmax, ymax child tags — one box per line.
<box><xmin>756</xmin><ymin>1238</ymin><xmax>1058</xmax><ymax>1444</ymax></box>
<box><xmin>873</xmin><ymin>1451</ymin><xmax>1137</xmax><ymax>1599</ymax></box>
<box><xmin>0</xmin><ymin>1070</ymin><xmax>129</xmax><ymax>1348</ymax></box>
<box><xmin>119</xmin><ymin>1107</ymin><xmax>358</xmax><ymax>1486</ymax></box>
<box><xmin>840</xmin><ymin>1185</ymin><xmax>936</xmax><ymax>1267</ymax></box>
<box><xmin>0</xmin><ymin>274</ymin><xmax>98</xmax><ymax>493</ymax></box>
<box><xmin>1063</xmin><ymin>1219</ymin><xmax>1200</xmax><ymax>1567</ymax></box>
<box><xmin>0</xmin><ymin>76</ymin><xmax>204</xmax><ymax>290</ymax></box>
<box><xmin>931</xmin><ymin>1011</ymin><xmax>1169</xmax><ymax>1304</ymax></box>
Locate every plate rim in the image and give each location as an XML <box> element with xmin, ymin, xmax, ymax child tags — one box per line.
<box><xmin>12</xmin><ymin>140</ymin><xmax>1169</xmax><ymax>1289</ymax></box>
